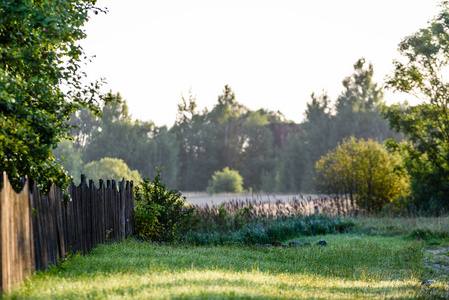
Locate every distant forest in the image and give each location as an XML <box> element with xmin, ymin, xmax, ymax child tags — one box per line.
<box><xmin>55</xmin><ymin>58</ymin><xmax>402</xmax><ymax>193</ymax></box>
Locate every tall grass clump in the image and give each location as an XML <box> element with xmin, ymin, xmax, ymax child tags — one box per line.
<box><xmin>185</xmin><ymin>195</ymin><xmax>448</xmax><ymax>246</ymax></box>
<box><xmin>184</xmin><ymin>197</ymin><xmax>356</xmax><ymax>245</ymax></box>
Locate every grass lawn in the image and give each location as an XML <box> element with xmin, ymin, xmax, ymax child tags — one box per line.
<box><xmin>4</xmin><ymin>234</ymin><xmax>447</xmax><ymax>299</ymax></box>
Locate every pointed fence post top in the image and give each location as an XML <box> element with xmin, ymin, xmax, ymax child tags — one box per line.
<box><xmin>81</xmin><ymin>174</ymin><xmax>87</xmax><ymax>185</ymax></box>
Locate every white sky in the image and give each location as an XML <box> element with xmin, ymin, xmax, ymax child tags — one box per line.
<box><xmin>80</xmin><ymin>0</ymin><xmax>442</xmax><ymax>127</ymax></box>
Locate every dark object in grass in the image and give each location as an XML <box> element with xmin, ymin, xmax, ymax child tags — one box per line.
<box><xmin>254</xmin><ymin>243</ymin><xmax>261</xmax><ymax>247</ymax></box>
<box><xmin>316</xmin><ymin>240</ymin><xmax>327</xmax><ymax>246</ymax></box>
<box><xmin>304</xmin><ymin>243</ymin><xmax>312</xmax><ymax>247</ymax></box>
<box><xmin>289</xmin><ymin>241</ymin><xmax>301</xmax><ymax>247</ymax></box>
<box><xmin>263</xmin><ymin>244</ymin><xmax>271</xmax><ymax>247</ymax></box>
<box><xmin>273</xmin><ymin>241</ymin><xmax>287</xmax><ymax>247</ymax></box>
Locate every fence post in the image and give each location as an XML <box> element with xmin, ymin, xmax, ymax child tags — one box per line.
<box><xmin>119</xmin><ymin>179</ymin><xmax>125</xmax><ymax>240</ymax></box>
<box><xmin>0</xmin><ymin>172</ymin><xmax>34</xmax><ymax>293</ymax></box>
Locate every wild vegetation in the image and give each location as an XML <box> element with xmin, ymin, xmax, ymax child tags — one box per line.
<box><xmin>382</xmin><ymin>3</ymin><xmax>449</xmax><ymax>212</ymax></box>
<box><xmin>56</xmin><ymin>62</ymin><xmax>400</xmax><ymax>196</ymax></box>
<box><xmin>5</xmin><ymin>215</ymin><xmax>448</xmax><ymax>299</ymax></box>
<box><xmin>315</xmin><ymin>137</ymin><xmax>410</xmax><ymax>213</ymax></box>
<box><xmin>134</xmin><ymin>168</ymin><xmax>198</xmax><ymax>243</ymax></box>
<box><xmin>3</xmin><ymin>1</ymin><xmax>449</xmax><ymax>299</ymax></box>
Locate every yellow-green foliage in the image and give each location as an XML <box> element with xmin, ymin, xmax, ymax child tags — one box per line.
<box><xmin>83</xmin><ymin>157</ymin><xmax>141</xmax><ymax>184</ymax></box>
<box><xmin>315</xmin><ymin>137</ymin><xmax>410</xmax><ymax>212</ymax></box>
<box><xmin>207</xmin><ymin>167</ymin><xmax>244</xmax><ymax>194</ymax></box>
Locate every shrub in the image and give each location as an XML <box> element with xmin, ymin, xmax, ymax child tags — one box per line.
<box><xmin>207</xmin><ymin>167</ymin><xmax>244</xmax><ymax>194</ymax></box>
<box><xmin>83</xmin><ymin>157</ymin><xmax>141</xmax><ymax>184</ymax></box>
<box><xmin>314</xmin><ymin>137</ymin><xmax>410</xmax><ymax>213</ymax></box>
<box><xmin>134</xmin><ymin>167</ymin><xmax>198</xmax><ymax>242</ymax></box>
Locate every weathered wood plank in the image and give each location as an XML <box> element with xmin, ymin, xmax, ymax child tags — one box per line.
<box><xmin>0</xmin><ymin>173</ymin><xmax>34</xmax><ymax>293</ymax></box>
<box><xmin>80</xmin><ymin>175</ymin><xmax>88</xmax><ymax>254</ymax></box>
<box><xmin>119</xmin><ymin>179</ymin><xmax>125</xmax><ymax>241</ymax></box>
<box><xmin>87</xmin><ymin>180</ymin><xmax>94</xmax><ymax>252</ymax></box>
<box><xmin>99</xmin><ymin>180</ymin><xmax>105</xmax><ymax>244</ymax></box>
<box><xmin>111</xmin><ymin>180</ymin><xmax>117</xmax><ymax>241</ymax></box>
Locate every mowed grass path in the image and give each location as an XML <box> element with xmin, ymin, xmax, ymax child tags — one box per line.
<box><xmin>4</xmin><ymin>235</ymin><xmax>437</xmax><ymax>299</ymax></box>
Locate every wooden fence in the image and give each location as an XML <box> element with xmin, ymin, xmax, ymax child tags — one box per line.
<box><xmin>0</xmin><ymin>172</ymin><xmax>134</xmax><ymax>293</ymax></box>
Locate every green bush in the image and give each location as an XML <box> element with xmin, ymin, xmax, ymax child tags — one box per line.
<box><xmin>314</xmin><ymin>137</ymin><xmax>410</xmax><ymax>213</ymax></box>
<box><xmin>134</xmin><ymin>168</ymin><xmax>198</xmax><ymax>242</ymax></box>
<box><xmin>207</xmin><ymin>167</ymin><xmax>244</xmax><ymax>194</ymax></box>
<box><xmin>83</xmin><ymin>157</ymin><xmax>141</xmax><ymax>184</ymax></box>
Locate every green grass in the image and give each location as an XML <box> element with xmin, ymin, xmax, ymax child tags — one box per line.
<box><xmin>355</xmin><ymin>215</ymin><xmax>449</xmax><ymax>237</ymax></box>
<box><xmin>5</xmin><ymin>234</ymin><xmax>442</xmax><ymax>299</ymax></box>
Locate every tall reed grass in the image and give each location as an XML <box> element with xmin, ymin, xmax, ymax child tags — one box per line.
<box><xmin>186</xmin><ymin>196</ymin><xmax>448</xmax><ymax>246</ymax></box>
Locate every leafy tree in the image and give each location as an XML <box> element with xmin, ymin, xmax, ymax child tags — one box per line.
<box><xmin>239</xmin><ymin>109</ymin><xmax>280</xmax><ymax>191</ymax></box>
<box><xmin>171</xmin><ymin>93</ymin><xmax>219</xmax><ymax>190</ymax></box>
<box><xmin>81</xmin><ymin>92</ymin><xmax>180</xmax><ymax>185</ymax></box>
<box><xmin>52</xmin><ymin>139</ymin><xmax>84</xmax><ymax>184</ymax></box>
<box><xmin>210</xmin><ymin>85</ymin><xmax>248</xmax><ymax>170</ymax></box>
<box><xmin>68</xmin><ymin>107</ymin><xmax>99</xmax><ymax>150</ymax></box>
<box><xmin>172</xmin><ymin>87</ymin><xmax>248</xmax><ymax>191</ymax></box>
<box><xmin>333</xmin><ymin>58</ymin><xmax>398</xmax><ymax>144</ymax></box>
<box><xmin>145</xmin><ymin>126</ymin><xmax>179</xmax><ymax>188</ymax></box>
<box><xmin>207</xmin><ymin>167</ymin><xmax>244</xmax><ymax>194</ymax></box>
<box><xmin>298</xmin><ymin>92</ymin><xmax>333</xmax><ymax>192</ymax></box>
<box><xmin>383</xmin><ymin>2</ymin><xmax>449</xmax><ymax>211</ymax></box>
<box><xmin>315</xmin><ymin>137</ymin><xmax>409</xmax><ymax>213</ymax></box>
<box><xmin>0</xmin><ymin>0</ymin><xmax>105</xmax><ymax>192</ymax></box>
<box><xmin>83</xmin><ymin>157</ymin><xmax>141</xmax><ymax>184</ymax></box>
<box><xmin>82</xmin><ymin>92</ymin><xmax>138</xmax><ymax>164</ymax></box>
<box><xmin>278</xmin><ymin>59</ymin><xmax>402</xmax><ymax>193</ymax></box>
<box><xmin>277</xmin><ymin>133</ymin><xmax>306</xmax><ymax>193</ymax></box>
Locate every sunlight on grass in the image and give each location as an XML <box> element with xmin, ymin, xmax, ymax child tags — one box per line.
<box><xmin>4</xmin><ymin>234</ymin><xmax>433</xmax><ymax>299</ymax></box>
<box><xmin>12</xmin><ymin>269</ymin><xmax>422</xmax><ymax>299</ymax></box>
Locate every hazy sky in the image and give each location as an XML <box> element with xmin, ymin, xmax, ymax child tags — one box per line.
<box><xmin>81</xmin><ymin>0</ymin><xmax>442</xmax><ymax>127</ymax></box>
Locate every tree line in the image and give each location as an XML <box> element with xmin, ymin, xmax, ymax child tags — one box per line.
<box><xmin>55</xmin><ymin>58</ymin><xmax>401</xmax><ymax>194</ymax></box>
<box><xmin>2</xmin><ymin>0</ymin><xmax>449</xmax><ymax>214</ymax></box>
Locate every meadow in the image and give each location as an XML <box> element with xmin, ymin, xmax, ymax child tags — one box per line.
<box><xmin>4</xmin><ymin>212</ymin><xmax>449</xmax><ymax>299</ymax></box>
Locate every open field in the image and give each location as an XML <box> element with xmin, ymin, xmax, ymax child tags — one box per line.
<box><xmin>4</xmin><ymin>233</ymin><xmax>448</xmax><ymax>299</ymax></box>
<box><xmin>184</xmin><ymin>193</ymin><xmax>354</xmax><ymax>216</ymax></box>
<box><xmin>183</xmin><ymin>193</ymin><xmax>322</xmax><ymax>206</ymax></box>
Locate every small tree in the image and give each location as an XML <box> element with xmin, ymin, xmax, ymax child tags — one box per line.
<box><xmin>53</xmin><ymin>140</ymin><xmax>84</xmax><ymax>185</ymax></box>
<box><xmin>83</xmin><ymin>157</ymin><xmax>141</xmax><ymax>183</ymax></box>
<box><xmin>207</xmin><ymin>167</ymin><xmax>244</xmax><ymax>194</ymax></box>
<box><xmin>314</xmin><ymin>137</ymin><xmax>409</xmax><ymax>212</ymax></box>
